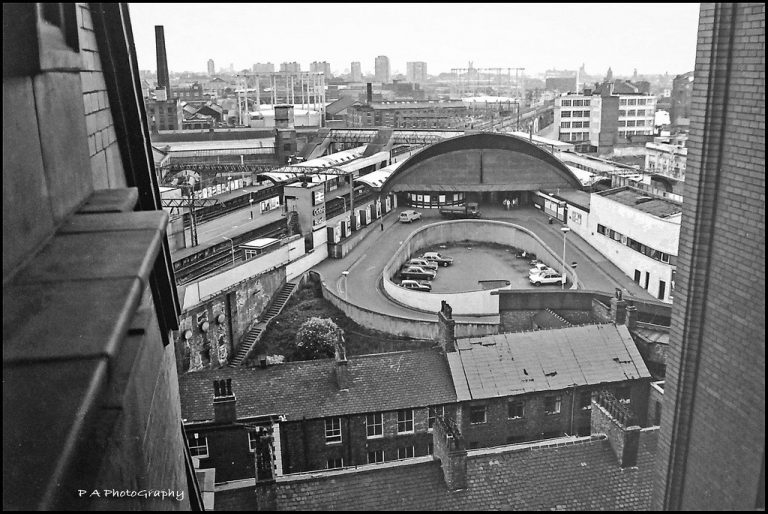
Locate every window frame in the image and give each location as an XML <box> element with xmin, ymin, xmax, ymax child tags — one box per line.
<box><xmin>367</xmin><ymin>449</ymin><xmax>384</xmax><ymax>464</ymax></box>
<box><xmin>397</xmin><ymin>446</ymin><xmax>415</xmax><ymax>460</ymax></box>
<box><xmin>189</xmin><ymin>432</ymin><xmax>209</xmax><ymax>458</ymax></box>
<box><xmin>428</xmin><ymin>405</ymin><xmax>445</xmax><ymax>431</ymax></box>
<box><xmin>366</xmin><ymin>412</ymin><xmax>384</xmax><ymax>439</ymax></box>
<box><xmin>507</xmin><ymin>399</ymin><xmax>525</xmax><ymax>419</ymax></box>
<box><xmin>325</xmin><ymin>417</ymin><xmax>342</xmax><ymax>444</ymax></box>
<box><xmin>544</xmin><ymin>395</ymin><xmax>562</xmax><ymax>415</ymax></box>
<box><xmin>396</xmin><ymin>409</ymin><xmax>414</xmax><ymax>434</ymax></box>
<box><xmin>326</xmin><ymin>457</ymin><xmax>344</xmax><ymax>469</ymax></box>
<box><xmin>469</xmin><ymin>404</ymin><xmax>487</xmax><ymax>424</ymax></box>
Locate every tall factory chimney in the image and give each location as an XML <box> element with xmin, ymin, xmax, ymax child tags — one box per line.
<box><xmin>155</xmin><ymin>25</ymin><xmax>171</xmax><ymax>101</ymax></box>
<box><xmin>366</xmin><ymin>82</ymin><xmax>373</xmax><ymax>105</ymax></box>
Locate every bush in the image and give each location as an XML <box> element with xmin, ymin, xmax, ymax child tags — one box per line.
<box><xmin>294</xmin><ymin>317</ymin><xmax>342</xmax><ymax>361</ymax></box>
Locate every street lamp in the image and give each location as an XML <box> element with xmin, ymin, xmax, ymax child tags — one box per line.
<box><xmin>561</xmin><ymin>226</ymin><xmax>570</xmax><ymax>289</ymax></box>
<box><xmin>222</xmin><ymin>236</ymin><xmax>235</xmax><ymax>266</ymax></box>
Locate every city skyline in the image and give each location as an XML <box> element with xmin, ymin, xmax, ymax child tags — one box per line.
<box><xmin>128</xmin><ymin>3</ymin><xmax>701</xmax><ymax>77</ymax></box>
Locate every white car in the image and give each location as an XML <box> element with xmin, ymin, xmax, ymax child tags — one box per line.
<box><xmin>530</xmin><ymin>262</ymin><xmax>556</xmax><ymax>275</ymax></box>
<box><xmin>421</xmin><ymin>251</ymin><xmax>453</xmax><ymax>267</ymax></box>
<box><xmin>399</xmin><ymin>210</ymin><xmax>422</xmax><ymax>223</ymax></box>
<box><xmin>405</xmin><ymin>258</ymin><xmax>439</xmax><ymax>271</ymax></box>
<box><xmin>529</xmin><ymin>269</ymin><xmax>565</xmax><ymax>286</ymax></box>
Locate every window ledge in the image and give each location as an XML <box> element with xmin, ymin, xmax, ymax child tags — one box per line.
<box><xmin>3</xmin><ymin>189</ymin><xmax>169</xmax><ymax>509</ymax></box>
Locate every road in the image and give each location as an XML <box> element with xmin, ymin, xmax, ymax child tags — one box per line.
<box><xmin>313</xmin><ymin>205</ymin><xmax>657</xmax><ymax>322</ymax></box>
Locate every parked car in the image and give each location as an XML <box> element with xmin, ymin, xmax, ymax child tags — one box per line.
<box><xmin>400</xmin><ymin>265</ymin><xmax>437</xmax><ymax>281</ymax></box>
<box><xmin>399</xmin><ymin>210</ymin><xmax>422</xmax><ymax>223</ymax></box>
<box><xmin>530</xmin><ymin>262</ymin><xmax>556</xmax><ymax>275</ymax></box>
<box><xmin>420</xmin><ymin>251</ymin><xmax>454</xmax><ymax>267</ymax></box>
<box><xmin>400</xmin><ymin>279</ymin><xmax>432</xmax><ymax>292</ymax></box>
<box><xmin>529</xmin><ymin>269</ymin><xmax>565</xmax><ymax>286</ymax></box>
<box><xmin>405</xmin><ymin>258</ymin><xmax>439</xmax><ymax>271</ymax></box>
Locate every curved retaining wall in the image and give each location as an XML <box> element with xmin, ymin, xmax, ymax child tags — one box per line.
<box><xmin>383</xmin><ymin>220</ymin><xmax>580</xmax><ymax>316</ymax></box>
<box><xmin>312</xmin><ymin>272</ymin><xmax>499</xmax><ymax>340</ymax></box>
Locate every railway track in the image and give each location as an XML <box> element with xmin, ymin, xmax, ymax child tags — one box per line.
<box><xmin>173</xmin><ymin>219</ymin><xmax>287</xmax><ymax>284</ymax></box>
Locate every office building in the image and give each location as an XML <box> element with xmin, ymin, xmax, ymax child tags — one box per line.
<box><xmin>350</xmin><ymin>61</ymin><xmax>362</xmax><ymax>82</ymax></box>
<box><xmin>280</xmin><ymin>61</ymin><xmax>301</xmax><ymax>73</ymax></box>
<box><xmin>375</xmin><ymin>55</ymin><xmax>391</xmax><ymax>84</ymax></box>
<box><xmin>310</xmin><ymin>61</ymin><xmax>331</xmax><ymax>77</ymax></box>
<box><xmin>253</xmin><ymin>62</ymin><xmax>275</xmax><ymax>74</ymax></box>
<box><xmin>406</xmin><ymin>61</ymin><xmax>428</xmax><ymax>84</ymax></box>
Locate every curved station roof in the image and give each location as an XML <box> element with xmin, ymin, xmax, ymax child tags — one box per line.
<box><xmin>378</xmin><ymin>132</ymin><xmax>584</xmax><ymax>194</ymax></box>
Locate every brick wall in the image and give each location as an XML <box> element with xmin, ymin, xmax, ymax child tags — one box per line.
<box><xmin>190</xmin><ymin>426</ymin><xmax>255</xmax><ymax>484</ymax></box>
<box><xmin>460</xmin><ymin>380</ymin><xmax>649</xmax><ymax>448</ymax></box>
<box><xmin>77</xmin><ymin>4</ymin><xmax>125</xmax><ymax>189</ymax></box>
<box><xmin>176</xmin><ymin>266</ymin><xmax>285</xmax><ymax>372</ymax></box>
<box><xmin>280</xmin><ymin>406</ymin><xmax>454</xmax><ymax>473</ymax></box>
<box><xmin>654</xmin><ymin>4</ymin><xmax>766</xmax><ymax>510</ymax></box>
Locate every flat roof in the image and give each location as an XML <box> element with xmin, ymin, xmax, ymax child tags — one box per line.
<box><xmin>598</xmin><ymin>186</ymin><xmax>682</xmax><ymax>218</ymax></box>
<box><xmin>549</xmin><ymin>189</ymin><xmax>592</xmax><ymax>211</ymax></box>
<box><xmin>241</xmin><ymin>237</ymin><xmax>279</xmax><ymax>249</ymax></box>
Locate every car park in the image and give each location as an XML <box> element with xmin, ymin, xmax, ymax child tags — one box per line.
<box><xmin>405</xmin><ymin>258</ymin><xmax>439</xmax><ymax>271</ymax></box>
<box><xmin>400</xmin><ymin>265</ymin><xmax>437</xmax><ymax>281</ymax></box>
<box><xmin>399</xmin><ymin>210</ymin><xmax>422</xmax><ymax>223</ymax></box>
<box><xmin>529</xmin><ymin>269</ymin><xmax>565</xmax><ymax>286</ymax></box>
<box><xmin>399</xmin><ymin>279</ymin><xmax>432</xmax><ymax>292</ymax></box>
<box><xmin>420</xmin><ymin>251</ymin><xmax>454</xmax><ymax>267</ymax></box>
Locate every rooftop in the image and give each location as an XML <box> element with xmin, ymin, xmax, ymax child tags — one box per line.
<box><xmin>598</xmin><ymin>186</ymin><xmax>683</xmax><ymax>218</ymax></box>
<box><xmin>233</xmin><ymin>430</ymin><xmax>658</xmax><ymax>510</ymax></box>
<box><xmin>180</xmin><ymin>349</ymin><xmax>456</xmax><ymax>423</ymax></box>
<box><xmin>448</xmin><ymin>324</ymin><xmax>650</xmax><ymax>401</ymax></box>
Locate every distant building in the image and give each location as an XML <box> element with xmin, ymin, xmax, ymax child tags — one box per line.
<box><xmin>644</xmin><ymin>138</ymin><xmax>687</xmax><ymax>181</ymax></box>
<box><xmin>406</xmin><ymin>61</ymin><xmax>428</xmax><ymax>84</ymax></box>
<box><xmin>146</xmin><ymin>97</ymin><xmax>183</xmax><ymax>131</ymax></box>
<box><xmin>350</xmin><ymin>61</ymin><xmax>362</xmax><ymax>82</ymax></box>
<box><xmin>375</xmin><ymin>55</ymin><xmax>391</xmax><ymax>84</ymax></box>
<box><xmin>670</xmin><ymin>71</ymin><xmax>693</xmax><ymax>127</ymax></box>
<box><xmin>545</xmin><ymin>76</ymin><xmax>577</xmax><ymax>92</ymax></box>
<box><xmin>280</xmin><ymin>61</ymin><xmax>301</xmax><ymax>73</ymax></box>
<box><xmin>554</xmin><ymin>81</ymin><xmax>657</xmax><ymax>153</ymax></box>
<box><xmin>253</xmin><ymin>62</ymin><xmax>275</xmax><ymax>74</ymax></box>
<box><xmin>207</xmin><ymin>58</ymin><xmax>215</xmax><ymax>76</ymax></box>
<box><xmin>310</xmin><ymin>61</ymin><xmax>332</xmax><ymax>77</ymax></box>
<box><xmin>346</xmin><ymin>100</ymin><xmax>468</xmax><ymax>129</ymax></box>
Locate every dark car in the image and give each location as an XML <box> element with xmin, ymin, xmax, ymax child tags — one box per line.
<box><xmin>400</xmin><ymin>265</ymin><xmax>437</xmax><ymax>281</ymax></box>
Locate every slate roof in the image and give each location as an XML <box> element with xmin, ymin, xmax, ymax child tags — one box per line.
<box><xmin>448</xmin><ymin>324</ymin><xmax>650</xmax><ymax>401</ymax></box>
<box><xmin>255</xmin><ymin>429</ymin><xmax>658</xmax><ymax>511</ymax></box>
<box><xmin>180</xmin><ymin>349</ymin><xmax>456</xmax><ymax>423</ymax></box>
<box><xmin>325</xmin><ymin>96</ymin><xmax>360</xmax><ymax>116</ymax></box>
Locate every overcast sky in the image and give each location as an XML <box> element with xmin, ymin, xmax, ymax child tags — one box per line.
<box><xmin>128</xmin><ymin>3</ymin><xmax>701</xmax><ymax>77</ymax></box>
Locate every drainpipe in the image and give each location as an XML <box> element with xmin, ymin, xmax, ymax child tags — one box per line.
<box><xmin>569</xmin><ymin>384</ymin><xmax>577</xmax><ymax>436</ymax></box>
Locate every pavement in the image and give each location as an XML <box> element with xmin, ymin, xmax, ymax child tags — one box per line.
<box><xmin>312</xmin><ymin>204</ymin><xmax>657</xmax><ymax>322</ymax></box>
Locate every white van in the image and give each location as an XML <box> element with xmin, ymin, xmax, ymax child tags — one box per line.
<box><xmin>399</xmin><ymin>210</ymin><xmax>422</xmax><ymax>223</ymax></box>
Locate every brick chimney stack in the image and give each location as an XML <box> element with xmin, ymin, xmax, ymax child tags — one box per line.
<box><xmin>213</xmin><ymin>378</ymin><xmax>236</xmax><ymax>424</ymax></box>
<box><xmin>154</xmin><ymin>25</ymin><xmax>171</xmax><ymax>101</ymax></box>
<box><xmin>432</xmin><ymin>415</ymin><xmax>467</xmax><ymax>490</ymax></box>
<box><xmin>252</xmin><ymin>425</ymin><xmax>277</xmax><ymax>510</ymax></box>
<box><xmin>335</xmin><ymin>341</ymin><xmax>350</xmax><ymax>391</ymax></box>
<box><xmin>590</xmin><ymin>391</ymin><xmax>641</xmax><ymax>468</ymax></box>
<box><xmin>610</xmin><ymin>288</ymin><xmax>628</xmax><ymax>325</ymax></box>
<box><xmin>437</xmin><ymin>300</ymin><xmax>456</xmax><ymax>353</ymax></box>
<box><xmin>625</xmin><ymin>303</ymin><xmax>638</xmax><ymax>332</ymax></box>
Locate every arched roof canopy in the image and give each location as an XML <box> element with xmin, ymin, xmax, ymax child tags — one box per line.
<box><xmin>380</xmin><ymin>132</ymin><xmax>584</xmax><ymax>195</ymax></box>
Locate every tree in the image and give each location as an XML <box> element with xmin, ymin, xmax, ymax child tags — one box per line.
<box><xmin>294</xmin><ymin>317</ymin><xmax>342</xmax><ymax>361</ymax></box>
